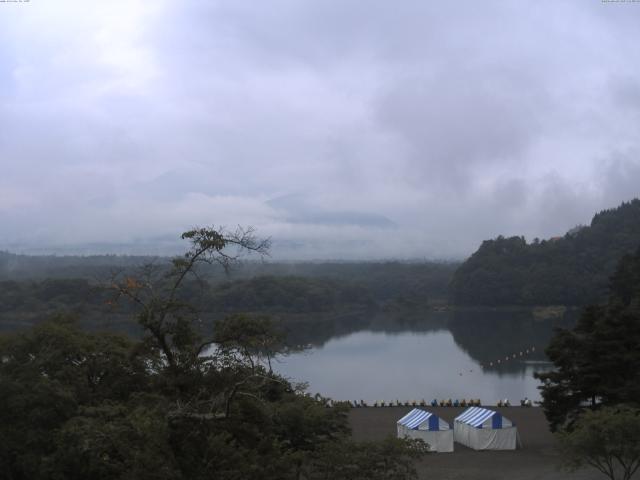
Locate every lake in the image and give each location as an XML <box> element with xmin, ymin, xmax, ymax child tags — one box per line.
<box><xmin>274</xmin><ymin>310</ymin><xmax>571</xmax><ymax>404</ymax></box>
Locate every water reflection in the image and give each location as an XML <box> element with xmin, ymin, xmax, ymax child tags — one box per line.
<box><xmin>276</xmin><ymin>330</ymin><xmax>548</xmax><ymax>403</ymax></box>
<box><xmin>448</xmin><ymin>309</ymin><xmax>574</xmax><ymax>374</ymax></box>
<box><xmin>275</xmin><ymin>309</ymin><xmax>576</xmax><ymax>402</ymax></box>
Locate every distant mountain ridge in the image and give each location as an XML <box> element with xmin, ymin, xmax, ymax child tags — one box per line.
<box><xmin>451</xmin><ymin>199</ymin><xmax>640</xmax><ymax>306</ymax></box>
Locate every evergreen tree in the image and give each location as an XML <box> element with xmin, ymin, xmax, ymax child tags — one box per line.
<box><xmin>536</xmin><ymin>247</ymin><xmax>640</xmax><ymax>431</ymax></box>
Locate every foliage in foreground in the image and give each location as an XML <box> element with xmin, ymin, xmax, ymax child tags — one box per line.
<box><xmin>558</xmin><ymin>406</ymin><xmax>640</xmax><ymax>480</ymax></box>
<box><xmin>0</xmin><ymin>318</ymin><xmax>426</xmax><ymax>480</ymax></box>
<box><xmin>0</xmin><ymin>227</ymin><xmax>427</xmax><ymax>479</ymax></box>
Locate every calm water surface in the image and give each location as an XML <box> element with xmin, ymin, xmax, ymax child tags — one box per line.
<box><xmin>275</xmin><ymin>327</ymin><xmax>554</xmax><ymax>404</ymax></box>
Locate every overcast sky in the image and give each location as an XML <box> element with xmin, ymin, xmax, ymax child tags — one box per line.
<box><xmin>1</xmin><ymin>0</ymin><xmax>639</xmax><ymax>259</ymax></box>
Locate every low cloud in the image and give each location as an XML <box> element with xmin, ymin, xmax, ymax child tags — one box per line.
<box><xmin>1</xmin><ymin>1</ymin><xmax>639</xmax><ymax>259</ymax></box>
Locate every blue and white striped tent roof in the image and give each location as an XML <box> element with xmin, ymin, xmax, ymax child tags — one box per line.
<box><xmin>397</xmin><ymin>408</ymin><xmax>450</xmax><ymax>431</ymax></box>
<box><xmin>455</xmin><ymin>407</ymin><xmax>513</xmax><ymax>429</ymax></box>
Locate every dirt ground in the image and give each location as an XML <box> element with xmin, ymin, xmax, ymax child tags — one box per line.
<box><xmin>348</xmin><ymin>406</ymin><xmax>604</xmax><ymax>480</ymax></box>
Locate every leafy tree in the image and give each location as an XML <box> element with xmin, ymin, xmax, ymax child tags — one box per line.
<box><xmin>50</xmin><ymin>400</ymin><xmax>180</xmax><ymax>480</ymax></box>
<box><xmin>0</xmin><ymin>317</ymin><xmax>154</xmax><ymax>480</ymax></box>
<box><xmin>0</xmin><ymin>227</ymin><xmax>427</xmax><ymax>479</ymax></box>
<box><xmin>307</xmin><ymin>437</ymin><xmax>429</xmax><ymax>480</ymax></box>
<box><xmin>558</xmin><ymin>406</ymin><xmax>640</xmax><ymax>480</ymax></box>
<box><xmin>109</xmin><ymin>226</ymin><xmax>270</xmax><ymax>374</ymax></box>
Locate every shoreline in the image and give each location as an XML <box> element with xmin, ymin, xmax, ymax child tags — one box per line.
<box><xmin>349</xmin><ymin>406</ymin><xmax>601</xmax><ymax>480</ymax></box>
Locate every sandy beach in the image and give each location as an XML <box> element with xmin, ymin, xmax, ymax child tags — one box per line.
<box><xmin>349</xmin><ymin>406</ymin><xmax>603</xmax><ymax>480</ymax></box>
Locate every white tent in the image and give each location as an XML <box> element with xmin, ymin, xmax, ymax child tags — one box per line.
<box><xmin>396</xmin><ymin>408</ymin><xmax>454</xmax><ymax>452</ymax></box>
<box><xmin>454</xmin><ymin>406</ymin><xmax>520</xmax><ymax>450</ymax></box>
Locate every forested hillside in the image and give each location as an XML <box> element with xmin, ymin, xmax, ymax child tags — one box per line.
<box><xmin>0</xmin><ymin>261</ymin><xmax>456</xmax><ymax>341</ymax></box>
<box><xmin>0</xmin><ymin>252</ymin><xmax>157</xmax><ymax>280</ymax></box>
<box><xmin>451</xmin><ymin>199</ymin><xmax>640</xmax><ymax>306</ymax></box>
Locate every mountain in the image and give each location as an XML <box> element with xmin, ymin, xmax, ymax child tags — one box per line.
<box><xmin>450</xmin><ymin>199</ymin><xmax>640</xmax><ymax>306</ymax></box>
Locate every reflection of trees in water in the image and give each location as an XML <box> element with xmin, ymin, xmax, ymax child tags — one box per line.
<box><xmin>448</xmin><ymin>309</ymin><xmax>579</xmax><ymax>375</ymax></box>
<box><xmin>279</xmin><ymin>307</ymin><xmax>580</xmax><ymax>378</ymax></box>
<box><xmin>86</xmin><ymin>307</ymin><xmax>578</xmax><ymax>379</ymax></box>
<box><xmin>283</xmin><ymin>310</ymin><xmax>449</xmax><ymax>348</ymax></box>
<box><xmin>283</xmin><ymin>311</ymin><xmax>371</xmax><ymax>348</ymax></box>
<box><xmin>64</xmin><ymin>307</ymin><xmax>582</xmax><ymax>390</ymax></box>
